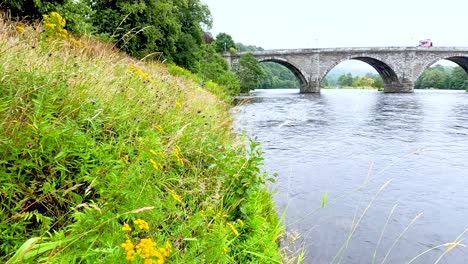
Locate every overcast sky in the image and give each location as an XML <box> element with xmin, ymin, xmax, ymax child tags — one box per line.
<box><xmin>201</xmin><ymin>0</ymin><xmax>467</xmax><ymax>50</ymax></box>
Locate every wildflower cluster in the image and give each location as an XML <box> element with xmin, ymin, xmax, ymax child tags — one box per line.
<box><xmin>149</xmin><ymin>149</ymin><xmax>164</xmax><ymax>171</ymax></box>
<box><xmin>129</xmin><ymin>64</ymin><xmax>152</xmax><ymax>81</ymax></box>
<box><xmin>173</xmin><ymin>145</ymin><xmax>184</xmax><ymax>166</ymax></box>
<box><xmin>134</xmin><ymin>219</ymin><xmax>149</xmax><ymax>230</ymax></box>
<box><xmin>227</xmin><ymin>222</ymin><xmax>239</xmax><ymax>237</ymax></box>
<box><xmin>42</xmin><ymin>12</ymin><xmax>68</xmax><ymax>39</ymax></box>
<box><xmin>121</xmin><ymin>219</ymin><xmax>172</xmax><ymax>263</ymax></box>
<box><xmin>168</xmin><ymin>189</ymin><xmax>183</xmax><ymax>204</ymax></box>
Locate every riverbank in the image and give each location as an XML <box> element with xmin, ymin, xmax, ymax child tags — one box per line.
<box><xmin>0</xmin><ymin>20</ymin><xmax>285</xmax><ymax>263</ymax></box>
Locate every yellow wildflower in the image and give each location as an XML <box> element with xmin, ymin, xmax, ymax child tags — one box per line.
<box><xmin>122</xmin><ymin>155</ymin><xmax>129</xmax><ymax>164</ymax></box>
<box><xmin>122</xmin><ymin>223</ymin><xmax>132</xmax><ymax>232</ymax></box>
<box><xmin>168</xmin><ymin>189</ymin><xmax>182</xmax><ymax>204</ymax></box>
<box><xmin>150</xmin><ymin>149</ymin><xmax>158</xmax><ymax>156</ymax></box>
<box><xmin>236</xmin><ymin>219</ymin><xmax>244</xmax><ymax>227</ymax></box>
<box><xmin>154</xmin><ymin>125</ymin><xmax>163</xmax><ymax>132</ymax></box>
<box><xmin>165</xmin><ymin>241</ymin><xmax>172</xmax><ymax>253</ymax></box>
<box><xmin>175</xmin><ymin>102</ymin><xmax>182</xmax><ymax>108</ymax></box>
<box><xmin>134</xmin><ymin>219</ymin><xmax>149</xmax><ymax>230</ymax></box>
<box><xmin>16</xmin><ymin>25</ymin><xmax>25</xmax><ymax>33</ymax></box>
<box><xmin>129</xmin><ymin>64</ymin><xmax>151</xmax><ymax>81</ymax></box>
<box><xmin>174</xmin><ymin>145</ymin><xmax>184</xmax><ymax>166</ymax></box>
<box><xmin>50</xmin><ymin>12</ymin><xmax>66</xmax><ymax>27</ymax></box>
<box><xmin>223</xmin><ymin>247</ymin><xmax>228</xmax><ymax>253</ymax></box>
<box><xmin>121</xmin><ymin>239</ymin><xmax>135</xmax><ymax>261</ymax></box>
<box><xmin>121</xmin><ymin>239</ymin><xmax>134</xmax><ymax>251</ymax></box>
<box><xmin>45</xmin><ymin>23</ymin><xmax>56</xmax><ymax>29</ymax></box>
<box><xmin>227</xmin><ymin>222</ymin><xmax>239</xmax><ymax>236</ymax></box>
<box><xmin>136</xmin><ymin>238</ymin><xmax>157</xmax><ymax>259</ymax></box>
<box><xmin>150</xmin><ymin>159</ymin><xmax>160</xmax><ymax>171</ymax></box>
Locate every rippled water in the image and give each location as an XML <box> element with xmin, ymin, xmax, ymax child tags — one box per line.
<box><xmin>233</xmin><ymin>89</ymin><xmax>468</xmax><ymax>264</ymax></box>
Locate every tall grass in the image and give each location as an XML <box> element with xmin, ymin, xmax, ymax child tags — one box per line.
<box><xmin>0</xmin><ymin>15</ymin><xmax>284</xmax><ymax>263</ymax></box>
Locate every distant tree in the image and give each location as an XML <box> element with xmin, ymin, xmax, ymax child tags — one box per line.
<box><xmin>258</xmin><ymin>62</ymin><xmax>299</xmax><ymax>89</ymax></box>
<box><xmin>416</xmin><ymin>66</ymin><xmax>447</xmax><ymax>89</ymax></box>
<box><xmin>365</xmin><ymin>73</ymin><xmax>384</xmax><ymax>88</ymax></box>
<box><xmin>236</xmin><ymin>42</ymin><xmax>264</xmax><ymax>52</ymax></box>
<box><xmin>214</xmin><ymin>33</ymin><xmax>236</xmax><ymax>53</ymax></box>
<box><xmin>337</xmin><ymin>73</ymin><xmax>353</xmax><ymax>87</ymax></box>
<box><xmin>448</xmin><ymin>66</ymin><xmax>468</xmax><ymax>89</ymax></box>
<box><xmin>355</xmin><ymin>77</ymin><xmax>374</xmax><ymax>87</ymax></box>
<box><xmin>235</xmin><ymin>53</ymin><xmax>265</xmax><ymax>93</ymax></box>
<box><xmin>320</xmin><ymin>77</ymin><xmax>329</xmax><ymax>88</ymax></box>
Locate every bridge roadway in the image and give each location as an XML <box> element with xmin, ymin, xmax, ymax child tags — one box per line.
<box><xmin>224</xmin><ymin>47</ymin><xmax>468</xmax><ymax>93</ymax></box>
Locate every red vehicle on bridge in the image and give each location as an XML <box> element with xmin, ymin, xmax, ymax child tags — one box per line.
<box><xmin>418</xmin><ymin>39</ymin><xmax>433</xmax><ymax>48</ymax></box>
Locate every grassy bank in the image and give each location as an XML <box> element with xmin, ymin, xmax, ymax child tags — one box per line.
<box><xmin>0</xmin><ymin>18</ymin><xmax>284</xmax><ymax>263</ymax></box>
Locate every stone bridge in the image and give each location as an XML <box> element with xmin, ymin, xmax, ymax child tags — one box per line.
<box><xmin>223</xmin><ymin>47</ymin><xmax>468</xmax><ymax>93</ymax></box>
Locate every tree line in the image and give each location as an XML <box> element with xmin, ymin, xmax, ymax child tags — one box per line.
<box><xmin>415</xmin><ymin>65</ymin><xmax>468</xmax><ymax>89</ymax></box>
<box><xmin>322</xmin><ymin>73</ymin><xmax>384</xmax><ymax>89</ymax></box>
<box><xmin>322</xmin><ymin>66</ymin><xmax>467</xmax><ymax>90</ymax></box>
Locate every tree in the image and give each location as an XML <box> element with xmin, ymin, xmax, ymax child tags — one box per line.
<box><xmin>172</xmin><ymin>0</ymin><xmax>212</xmax><ymax>68</ymax></box>
<box><xmin>337</xmin><ymin>73</ymin><xmax>353</xmax><ymax>87</ymax></box>
<box><xmin>193</xmin><ymin>43</ymin><xmax>240</xmax><ymax>95</ymax></box>
<box><xmin>449</xmin><ymin>66</ymin><xmax>468</xmax><ymax>89</ymax></box>
<box><xmin>258</xmin><ymin>62</ymin><xmax>299</xmax><ymax>89</ymax></box>
<box><xmin>355</xmin><ymin>77</ymin><xmax>374</xmax><ymax>87</ymax></box>
<box><xmin>86</xmin><ymin>0</ymin><xmax>211</xmax><ymax>68</ymax></box>
<box><xmin>235</xmin><ymin>53</ymin><xmax>265</xmax><ymax>93</ymax></box>
<box><xmin>214</xmin><ymin>33</ymin><xmax>236</xmax><ymax>53</ymax></box>
<box><xmin>236</xmin><ymin>42</ymin><xmax>264</xmax><ymax>52</ymax></box>
<box><xmin>365</xmin><ymin>73</ymin><xmax>384</xmax><ymax>88</ymax></box>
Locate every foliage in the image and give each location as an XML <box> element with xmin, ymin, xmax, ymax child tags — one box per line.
<box><xmin>167</xmin><ymin>64</ymin><xmax>202</xmax><ymax>84</ymax></box>
<box><xmin>85</xmin><ymin>0</ymin><xmax>211</xmax><ymax>68</ymax></box>
<box><xmin>0</xmin><ymin>18</ymin><xmax>283</xmax><ymax>263</ymax></box>
<box><xmin>42</xmin><ymin>12</ymin><xmax>68</xmax><ymax>39</ymax></box>
<box><xmin>214</xmin><ymin>32</ymin><xmax>236</xmax><ymax>53</ymax></box>
<box><xmin>366</xmin><ymin>73</ymin><xmax>384</xmax><ymax>88</ymax></box>
<box><xmin>337</xmin><ymin>73</ymin><xmax>354</xmax><ymax>87</ymax></box>
<box><xmin>415</xmin><ymin>65</ymin><xmax>468</xmax><ymax>89</ymax></box>
<box><xmin>193</xmin><ymin>43</ymin><xmax>240</xmax><ymax>96</ymax></box>
<box><xmin>323</xmin><ymin>72</ymin><xmax>383</xmax><ymax>89</ymax></box>
<box><xmin>258</xmin><ymin>62</ymin><xmax>300</xmax><ymax>89</ymax></box>
<box><xmin>236</xmin><ymin>42</ymin><xmax>264</xmax><ymax>52</ymax></box>
<box><xmin>235</xmin><ymin>53</ymin><xmax>266</xmax><ymax>93</ymax></box>
<box><xmin>1</xmin><ymin>0</ymin><xmax>94</xmax><ymax>35</ymax></box>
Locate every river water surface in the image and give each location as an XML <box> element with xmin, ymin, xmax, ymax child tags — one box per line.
<box><xmin>232</xmin><ymin>89</ymin><xmax>468</xmax><ymax>264</ymax></box>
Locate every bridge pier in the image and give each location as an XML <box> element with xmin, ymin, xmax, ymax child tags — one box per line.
<box><xmin>383</xmin><ymin>82</ymin><xmax>414</xmax><ymax>93</ymax></box>
<box><xmin>300</xmin><ymin>83</ymin><xmax>320</xmax><ymax>93</ymax></box>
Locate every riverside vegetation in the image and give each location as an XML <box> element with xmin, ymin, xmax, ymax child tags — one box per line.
<box><xmin>0</xmin><ymin>15</ymin><xmax>288</xmax><ymax>263</ymax></box>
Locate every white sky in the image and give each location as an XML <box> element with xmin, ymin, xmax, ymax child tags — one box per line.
<box><xmin>202</xmin><ymin>0</ymin><xmax>468</xmax><ymax>50</ymax></box>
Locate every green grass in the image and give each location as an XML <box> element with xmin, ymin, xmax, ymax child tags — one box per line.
<box><xmin>0</xmin><ymin>19</ymin><xmax>284</xmax><ymax>263</ymax></box>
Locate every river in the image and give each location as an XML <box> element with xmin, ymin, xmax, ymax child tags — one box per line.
<box><xmin>232</xmin><ymin>89</ymin><xmax>468</xmax><ymax>264</ymax></box>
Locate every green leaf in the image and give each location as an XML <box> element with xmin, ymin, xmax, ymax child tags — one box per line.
<box><xmin>321</xmin><ymin>192</ymin><xmax>328</xmax><ymax>208</ymax></box>
<box><xmin>6</xmin><ymin>237</ymin><xmax>40</xmax><ymax>264</ymax></box>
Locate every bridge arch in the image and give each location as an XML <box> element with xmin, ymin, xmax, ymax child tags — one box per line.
<box><xmin>257</xmin><ymin>56</ymin><xmax>308</xmax><ymax>89</ymax></box>
<box><xmin>413</xmin><ymin>55</ymin><xmax>468</xmax><ymax>83</ymax></box>
<box><xmin>320</xmin><ymin>56</ymin><xmax>400</xmax><ymax>90</ymax></box>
